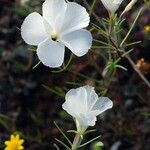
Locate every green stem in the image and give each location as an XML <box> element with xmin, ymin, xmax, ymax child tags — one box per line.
<box><xmin>89</xmin><ymin>0</ymin><xmax>97</xmax><ymax>16</ymax></box>
<box><xmin>32</xmin><ymin>61</ymin><xmax>41</xmax><ymax>69</ymax></box>
<box><xmin>78</xmin><ymin>135</ymin><xmax>101</xmax><ymax>148</ymax></box>
<box><xmin>52</xmin><ymin>53</ymin><xmax>73</xmax><ymax>73</ymax></box>
<box><xmin>119</xmin><ymin>6</ymin><xmax>150</xmax><ymax>88</ymax></box>
<box><xmin>55</xmin><ymin>138</ymin><xmax>71</xmax><ymax>150</ymax></box>
<box><xmin>71</xmin><ymin>135</ymin><xmax>82</xmax><ymax>150</ymax></box>
<box><xmin>54</xmin><ymin>122</ymin><xmax>72</xmax><ymax>146</ymax></box>
<box><xmin>120</xmin><ymin>7</ymin><xmax>144</xmax><ymax>47</ymax></box>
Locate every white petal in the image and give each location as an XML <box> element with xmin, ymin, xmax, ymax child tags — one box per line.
<box><xmin>43</xmin><ymin>18</ymin><xmax>53</xmax><ymax>36</ymax></box>
<box><xmin>60</xmin><ymin>29</ymin><xmax>92</xmax><ymax>57</ymax></box>
<box><xmin>113</xmin><ymin>0</ymin><xmax>124</xmax><ymax>4</ymax></box>
<box><xmin>42</xmin><ymin>0</ymin><xmax>67</xmax><ymax>32</ymax></box>
<box><xmin>100</xmin><ymin>0</ymin><xmax>123</xmax><ymax>13</ymax></box>
<box><xmin>21</xmin><ymin>12</ymin><xmax>48</xmax><ymax>45</ymax></box>
<box><xmin>76</xmin><ymin>119</ymin><xmax>88</xmax><ymax>132</ymax></box>
<box><xmin>83</xmin><ymin>85</ymin><xmax>99</xmax><ymax>111</ymax></box>
<box><xmin>79</xmin><ymin>113</ymin><xmax>97</xmax><ymax>127</ymax></box>
<box><xmin>62</xmin><ymin>95</ymin><xmax>80</xmax><ymax>118</ymax></box>
<box><xmin>60</xmin><ymin>2</ymin><xmax>90</xmax><ymax>35</ymax></box>
<box><xmin>37</xmin><ymin>39</ymin><xmax>65</xmax><ymax>68</ymax></box>
<box><xmin>91</xmin><ymin>97</ymin><xmax>113</xmax><ymax>115</ymax></box>
<box><xmin>76</xmin><ymin>114</ymin><xmax>96</xmax><ymax>132</ymax></box>
<box><xmin>63</xmin><ymin>87</ymin><xmax>87</xmax><ymax>117</ymax></box>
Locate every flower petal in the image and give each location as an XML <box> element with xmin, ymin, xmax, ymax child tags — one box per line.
<box><xmin>11</xmin><ymin>135</ymin><xmax>15</xmax><ymax>140</ymax></box>
<box><xmin>19</xmin><ymin>146</ymin><xmax>24</xmax><ymax>150</ymax></box>
<box><xmin>21</xmin><ymin>12</ymin><xmax>48</xmax><ymax>45</ymax></box>
<box><xmin>42</xmin><ymin>0</ymin><xmax>67</xmax><ymax>32</ymax></box>
<box><xmin>62</xmin><ymin>94</ymin><xmax>80</xmax><ymax>118</ymax></box>
<box><xmin>16</xmin><ymin>134</ymin><xmax>19</xmax><ymax>139</ymax></box>
<box><xmin>37</xmin><ymin>39</ymin><xmax>65</xmax><ymax>68</ymax></box>
<box><xmin>91</xmin><ymin>97</ymin><xmax>113</xmax><ymax>115</ymax></box>
<box><xmin>19</xmin><ymin>139</ymin><xmax>24</xmax><ymax>145</ymax></box>
<box><xmin>100</xmin><ymin>0</ymin><xmax>123</xmax><ymax>14</ymax></box>
<box><xmin>60</xmin><ymin>29</ymin><xmax>92</xmax><ymax>57</ymax></box>
<box><xmin>63</xmin><ymin>87</ymin><xmax>87</xmax><ymax>117</ymax></box>
<box><xmin>79</xmin><ymin>113</ymin><xmax>96</xmax><ymax>126</ymax></box>
<box><xmin>4</xmin><ymin>141</ymin><xmax>9</xmax><ymax>145</ymax></box>
<box><xmin>113</xmin><ymin>0</ymin><xmax>124</xmax><ymax>4</ymax></box>
<box><xmin>76</xmin><ymin>114</ymin><xmax>96</xmax><ymax>132</ymax></box>
<box><xmin>83</xmin><ymin>85</ymin><xmax>99</xmax><ymax>111</ymax></box>
<box><xmin>60</xmin><ymin>2</ymin><xmax>90</xmax><ymax>35</ymax></box>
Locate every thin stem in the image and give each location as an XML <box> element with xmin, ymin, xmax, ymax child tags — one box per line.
<box><xmin>120</xmin><ymin>7</ymin><xmax>144</xmax><ymax>47</ymax></box>
<box><xmin>71</xmin><ymin>135</ymin><xmax>82</xmax><ymax>150</ymax></box>
<box><xmin>78</xmin><ymin>135</ymin><xmax>101</xmax><ymax>148</ymax></box>
<box><xmin>32</xmin><ymin>61</ymin><xmax>41</xmax><ymax>69</ymax></box>
<box><xmin>107</xmin><ymin>6</ymin><xmax>150</xmax><ymax>88</ymax></box>
<box><xmin>83</xmin><ymin>0</ymin><xmax>101</xmax><ymax>23</ymax></box>
<box><xmin>55</xmin><ymin>138</ymin><xmax>71</xmax><ymax>150</ymax></box>
<box><xmin>119</xmin><ymin>6</ymin><xmax>150</xmax><ymax>88</ymax></box>
<box><xmin>54</xmin><ymin>144</ymin><xmax>60</xmax><ymax>150</ymax></box>
<box><xmin>89</xmin><ymin>0</ymin><xmax>97</xmax><ymax>16</ymax></box>
<box><xmin>54</xmin><ymin>122</ymin><xmax>72</xmax><ymax>146</ymax></box>
<box><xmin>125</xmin><ymin>55</ymin><xmax>150</xmax><ymax>88</ymax></box>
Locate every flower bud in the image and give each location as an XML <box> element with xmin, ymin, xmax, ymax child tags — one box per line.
<box><xmin>100</xmin><ymin>0</ymin><xmax>124</xmax><ymax>15</ymax></box>
<box><xmin>121</xmin><ymin>0</ymin><xmax>137</xmax><ymax>16</ymax></box>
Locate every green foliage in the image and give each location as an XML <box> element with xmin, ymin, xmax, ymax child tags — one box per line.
<box><xmin>43</xmin><ymin>85</ymin><xmax>66</xmax><ymax>97</ymax></box>
<box><xmin>0</xmin><ymin>114</ymin><xmax>13</xmax><ymax>132</ymax></box>
<box><xmin>93</xmin><ymin>142</ymin><xmax>104</xmax><ymax>150</ymax></box>
<box><xmin>12</xmin><ymin>6</ymin><xmax>30</xmax><ymax>17</ymax></box>
<box><xmin>144</xmin><ymin>0</ymin><xmax>150</xmax><ymax>7</ymax></box>
<box><xmin>58</xmin><ymin>111</ymin><xmax>72</xmax><ymax>121</ymax></box>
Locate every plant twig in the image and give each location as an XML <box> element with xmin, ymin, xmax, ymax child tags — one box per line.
<box><xmin>125</xmin><ymin>55</ymin><xmax>150</xmax><ymax>88</ymax></box>
<box><xmin>83</xmin><ymin>0</ymin><xmax>101</xmax><ymax>23</ymax></box>
<box><xmin>78</xmin><ymin>135</ymin><xmax>101</xmax><ymax>148</ymax></box>
<box><xmin>55</xmin><ymin>138</ymin><xmax>71</xmax><ymax>150</ymax></box>
<box><xmin>89</xmin><ymin>0</ymin><xmax>97</xmax><ymax>16</ymax></box>
<box><xmin>32</xmin><ymin>61</ymin><xmax>41</xmax><ymax>69</ymax></box>
<box><xmin>54</xmin><ymin>122</ymin><xmax>72</xmax><ymax>146</ymax></box>
<box><xmin>120</xmin><ymin>7</ymin><xmax>144</xmax><ymax>47</ymax></box>
<box><xmin>54</xmin><ymin>144</ymin><xmax>60</xmax><ymax>150</ymax></box>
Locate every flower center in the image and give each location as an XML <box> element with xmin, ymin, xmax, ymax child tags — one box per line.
<box><xmin>10</xmin><ymin>141</ymin><xmax>19</xmax><ymax>150</ymax></box>
<box><xmin>51</xmin><ymin>34</ymin><xmax>59</xmax><ymax>42</ymax></box>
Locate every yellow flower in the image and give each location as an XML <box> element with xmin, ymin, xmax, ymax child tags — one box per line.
<box><xmin>144</xmin><ymin>25</ymin><xmax>150</xmax><ymax>32</ymax></box>
<box><xmin>4</xmin><ymin>134</ymin><xmax>24</xmax><ymax>150</ymax></box>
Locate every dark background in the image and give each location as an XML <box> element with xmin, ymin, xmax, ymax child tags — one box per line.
<box><xmin>0</xmin><ymin>0</ymin><xmax>150</xmax><ymax>149</ymax></box>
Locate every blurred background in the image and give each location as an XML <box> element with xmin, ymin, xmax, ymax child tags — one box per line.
<box><xmin>0</xmin><ymin>0</ymin><xmax>150</xmax><ymax>149</ymax></box>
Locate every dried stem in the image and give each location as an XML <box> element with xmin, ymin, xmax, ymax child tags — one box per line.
<box><xmin>120</xmin><ymin>7</ymin><xmax>144</xmax><ymax>47</ymax></box>
<box><xmin>125</xmin><ymin>55</ymin><xmax>150</xmax><ymax>88</ymax></box>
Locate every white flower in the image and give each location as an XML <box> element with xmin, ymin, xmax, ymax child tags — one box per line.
<box><xmin>21</xmin><ymin>0</ymin><xmax>92</xmax><ymax>68</ymax></box>
<box><xmin>62</xmin><ymin>85</ymin><xmax>113</xmax><ymax>132</ymax></box>
<box><xmin>100</xmin><ymin>0</ymin><xmax>124</xmax><ymax>14</ymax></box>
